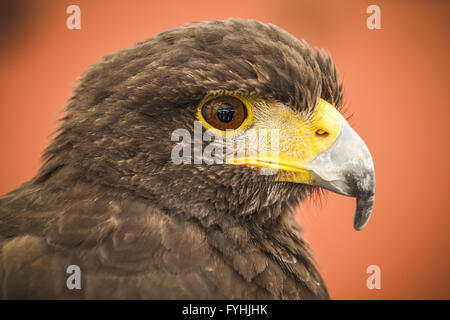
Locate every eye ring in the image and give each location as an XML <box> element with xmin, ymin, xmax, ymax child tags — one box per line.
<box><xmin>199</xmin><ymin>96</ymin><xmax>248</xmax><ymax>131</ymax></box>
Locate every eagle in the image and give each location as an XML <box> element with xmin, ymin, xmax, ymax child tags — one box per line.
<box><xmin>0</xmin><ymin>19</ymin><xmax>375</xmax><ymax>299</ymax></box>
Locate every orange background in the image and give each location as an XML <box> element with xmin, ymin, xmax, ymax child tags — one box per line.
<box><xmin>0</xmin><ymin>0</ymin><xmax>449</xmax><ymax>299</ymax></box>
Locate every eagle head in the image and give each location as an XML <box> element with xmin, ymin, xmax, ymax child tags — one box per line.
<box><xmin>40</xmin><ymin>19</ymin><xmax>375</xmax><ymax>233</ymax></box>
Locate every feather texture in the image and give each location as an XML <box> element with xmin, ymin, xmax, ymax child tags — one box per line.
<box><xmin>0</xmin><ymin>19</ymin><xmax>343</xmax><ymax>299</ymax></box>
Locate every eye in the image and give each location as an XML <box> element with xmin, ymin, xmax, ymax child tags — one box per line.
<box><xmin>201</xmin><ymin>96</ymin><xmax>247</xmax><ymax>131</ymax></box>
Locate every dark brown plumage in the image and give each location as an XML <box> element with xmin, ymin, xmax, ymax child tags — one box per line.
<box><xmin>0</xmin><ymin>19</ymin><xmax>345</xmax><ymax>299</ymax></box>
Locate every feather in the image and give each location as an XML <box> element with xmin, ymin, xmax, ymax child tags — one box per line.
<box><xmin>0</xmin><ymin>19</ymin><xmax>342</xmax><ymax>299</ymax></box>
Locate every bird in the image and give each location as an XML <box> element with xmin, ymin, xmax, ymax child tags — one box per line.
<box><xmin>0</xmin><ymin>19</ymin><xmax>375</xmax><ymax>299</ymax></box>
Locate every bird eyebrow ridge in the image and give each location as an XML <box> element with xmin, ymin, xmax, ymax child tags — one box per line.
<box><xmin>204</xmin><ymin>89</ymin><xmax>261</xmax><ymax>100</ymax></box>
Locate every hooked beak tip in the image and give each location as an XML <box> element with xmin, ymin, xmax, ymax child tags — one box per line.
<box><xmin>353</xmin><ymin>192</ymin><xmax>375</xmax><ymax>231</ymax></box>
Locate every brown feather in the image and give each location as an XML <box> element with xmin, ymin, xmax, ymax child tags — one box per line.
<box><xmin>0</xmin><ymin>19</ymin><xmax>343</xmax><ymax>299</ymax></box>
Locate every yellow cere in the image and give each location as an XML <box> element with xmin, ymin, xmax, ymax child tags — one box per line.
<box><xmin>277</xmin><ymin>99</ymin><xmax>342</xmax><ymax>184</ymax></box>
<box><xmin>311</xmin><ymin>99</ymin><xmax>342</xmax><ymax>152</ymax></box>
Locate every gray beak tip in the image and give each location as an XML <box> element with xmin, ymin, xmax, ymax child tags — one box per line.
<box><xmin>353</xmin><ymin>194</ymin><xmax>375</xmax><ymax>231</ymax></box>
<box><xmin>353</xmin><ymin>221</ymin><xmax>366</xmax><ymax>231</ymax></box>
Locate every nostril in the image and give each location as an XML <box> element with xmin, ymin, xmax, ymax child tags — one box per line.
<box><xmin>316</xmin><ymin>129</ymin><xmax>329</xmax><ymax>137</ymax></box>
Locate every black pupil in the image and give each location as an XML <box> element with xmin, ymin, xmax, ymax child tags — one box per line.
<box><xmin>216</xmin><ymin>104</ymin><xmax>235</xmax><ymax>123</ymax></box>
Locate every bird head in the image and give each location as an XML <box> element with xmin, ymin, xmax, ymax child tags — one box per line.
<box><xmin>42</xmin><ymin>19</ymin><xmax>375</xmax><ymax>230</ymax></box>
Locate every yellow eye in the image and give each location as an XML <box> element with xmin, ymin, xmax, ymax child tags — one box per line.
<box><xmin>199</xmin><ymin>96</ymin><xmax>248</xmax><ymax>131</ymax></box>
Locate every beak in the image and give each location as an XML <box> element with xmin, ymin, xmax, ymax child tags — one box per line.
<box><xmin>304</xmin><ymin>116</ymin><xmax>375</xmax><ymax>230</ymax></box>
<box><xmin>229</xmin><ymin>99</ymin><xmax>375</xmax><ymax>230</ymax></box>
